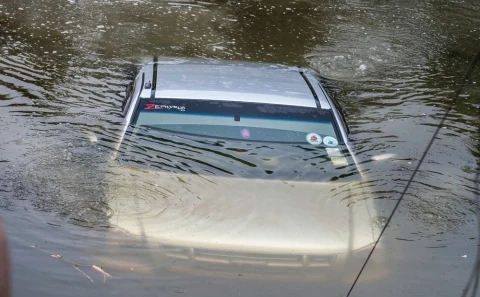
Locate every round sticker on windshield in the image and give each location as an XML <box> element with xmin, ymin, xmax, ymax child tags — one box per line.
<box><xmin>306</xmin><ymin>133</ymin><xmax>322</xmax><ymax>145</ymax></box>
<box><xmin>323</xmin><ymin>136</ymin><xmax>338</xmax><ymax>147</ymax></box>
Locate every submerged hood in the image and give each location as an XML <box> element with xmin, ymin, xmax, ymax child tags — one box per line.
<box><xmin>107</xmin><ymin>164</ymin><xmax>376</xmax><ymax>254</ymax></box>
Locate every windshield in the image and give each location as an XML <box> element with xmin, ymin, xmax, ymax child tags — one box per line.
<box><xmin>117</xmin><ymin>99</ymin><xmax>359</xmax><ymax>182</ymax></box>
<box><xmin>133</xmin><ymin>98</ymin><xmax>341</xmax><ymax>144</ymax></box>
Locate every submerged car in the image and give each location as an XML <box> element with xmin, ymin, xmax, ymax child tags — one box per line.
<box><xmin>105</xmin><ymin>58</ymin><xmax>384</xmax><ymax>283</ymax></box>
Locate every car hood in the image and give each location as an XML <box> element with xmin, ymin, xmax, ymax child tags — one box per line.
<box><xmin>106</xmin><ymin>164</ymin><xmax>377</xmax><ymax>255</ymax></box>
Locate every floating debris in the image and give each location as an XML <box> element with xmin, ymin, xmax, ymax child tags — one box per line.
<box><xmin>92</xmin><ymin>264</ymin><xmax>111</xmax><ymax>278</ymax></box>
<box><xmin>33</xmin><ymin>245</ymin><xmax>111</xmax><ymax>283</ymax></box>
<box><xmin>73</xmin><ymin>265</ymin><xmax>93</xmax><ymax>283</ymax></box>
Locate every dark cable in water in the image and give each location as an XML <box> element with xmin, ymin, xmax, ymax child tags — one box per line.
<box><xmin>346</xmin><ymin>49</ymin><xmax>480</xmax><ymax>297</ymax></box>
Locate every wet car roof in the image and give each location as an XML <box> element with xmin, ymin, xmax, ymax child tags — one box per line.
<box><xmin>138</xmin><ymin>60</ymin><xmax>330</xmax><ymax>108</ymax></box>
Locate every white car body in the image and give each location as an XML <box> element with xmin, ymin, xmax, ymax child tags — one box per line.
<box><xmin>105</xmin><ymin>58</ymin><xmax>384</xmax><ymax>282</ymax></box>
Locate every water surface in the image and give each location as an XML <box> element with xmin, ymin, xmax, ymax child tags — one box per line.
<box><xmin>0</xmin><ymin>0</ymin><xmax>479</xmax><ymax>296</ymax></box>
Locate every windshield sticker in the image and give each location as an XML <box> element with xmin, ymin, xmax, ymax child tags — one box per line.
<box><xmin>306</xmin><ymin>133</ymin><xmax>322</xmax><ymax>145</ymax></box>
<box><xmin>323</xmin><ymin>136</ymin><xmax>338</xmax><ymax>147</ymax></box>
<box><xmin>326</xmin><ymin>147</ymin><xmax>342</xmax><ymax>157</ymax></box>
<box><xmin>240</xmin><ymin>128</ymin><xmax>251</xmax><ymax>139</ymax></box>
<box><xmin>330</xmin><ymin>156</ymin><xmax>348</xmax><ymax>167</ymax></box>
<box><xmin>145</xmin><ymin>104</ymin><xmax>185</xmax><ymax>111</ymax></box>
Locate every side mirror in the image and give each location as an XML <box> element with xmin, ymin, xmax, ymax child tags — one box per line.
<box><xmin>122</xmin><ymin>82</ymin><xmax>133</xmax><ymax>112</ymax></box>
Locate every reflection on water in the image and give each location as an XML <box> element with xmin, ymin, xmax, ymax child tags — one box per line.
<box><xmin>116</xmin><ymin>127</ymin><xmax>360</xmax><ymax>182</ymax></box>
<box><xmin>0</xmin><ymin>0</ymin><xmax>479</xmax><ymax>296</ymax></box>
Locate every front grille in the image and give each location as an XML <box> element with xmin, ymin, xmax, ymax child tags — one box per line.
<box><xmin>162</xmin><ymin>245</ymin><xmax>336</xmax><ymax>270</ymax></box>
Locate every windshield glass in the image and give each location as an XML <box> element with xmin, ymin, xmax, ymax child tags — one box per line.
<box><xmin>117</xmin><ymin>99</ymin><xmax>359</xmax><ymax>182</ymax></box>
<box><xmin>133</xmin><ymin>98</ymin><xmax>340</xmax><ymax>144</ymax></box>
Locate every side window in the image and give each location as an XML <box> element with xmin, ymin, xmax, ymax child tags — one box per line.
<box><xmin>331</xmin><ymin>97</ymin><xmax>350</xmax><ymax>135</ymax></box>
<box><xmin>315</xmin><ymin>79</ymin><xmax>351</xmax><ymax>136</ymax></box>
<box><xmin>122</xmin><ymin>82</ymin><xmax>133</xmax><ymax>113</ymax></box>
<box><xmin>122</xmin><ymin>74</ymin><xmax>142</xmax><ymax>116</ymax></box>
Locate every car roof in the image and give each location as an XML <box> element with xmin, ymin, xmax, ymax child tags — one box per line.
<box><xmin>137</xmin><ymin>58</ymin><xmax>331</xmax><ymax>109</ymax></box>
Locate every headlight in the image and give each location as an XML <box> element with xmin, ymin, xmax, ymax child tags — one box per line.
<box><xmin>349</xmin><ymin>242</ymin><xmax>388</xmax><ymax>282</ymax></box>
<box><xmin>353</xmin><ymin>243</ymin><xmax>376</xmax><ymax>258</ymax></box>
